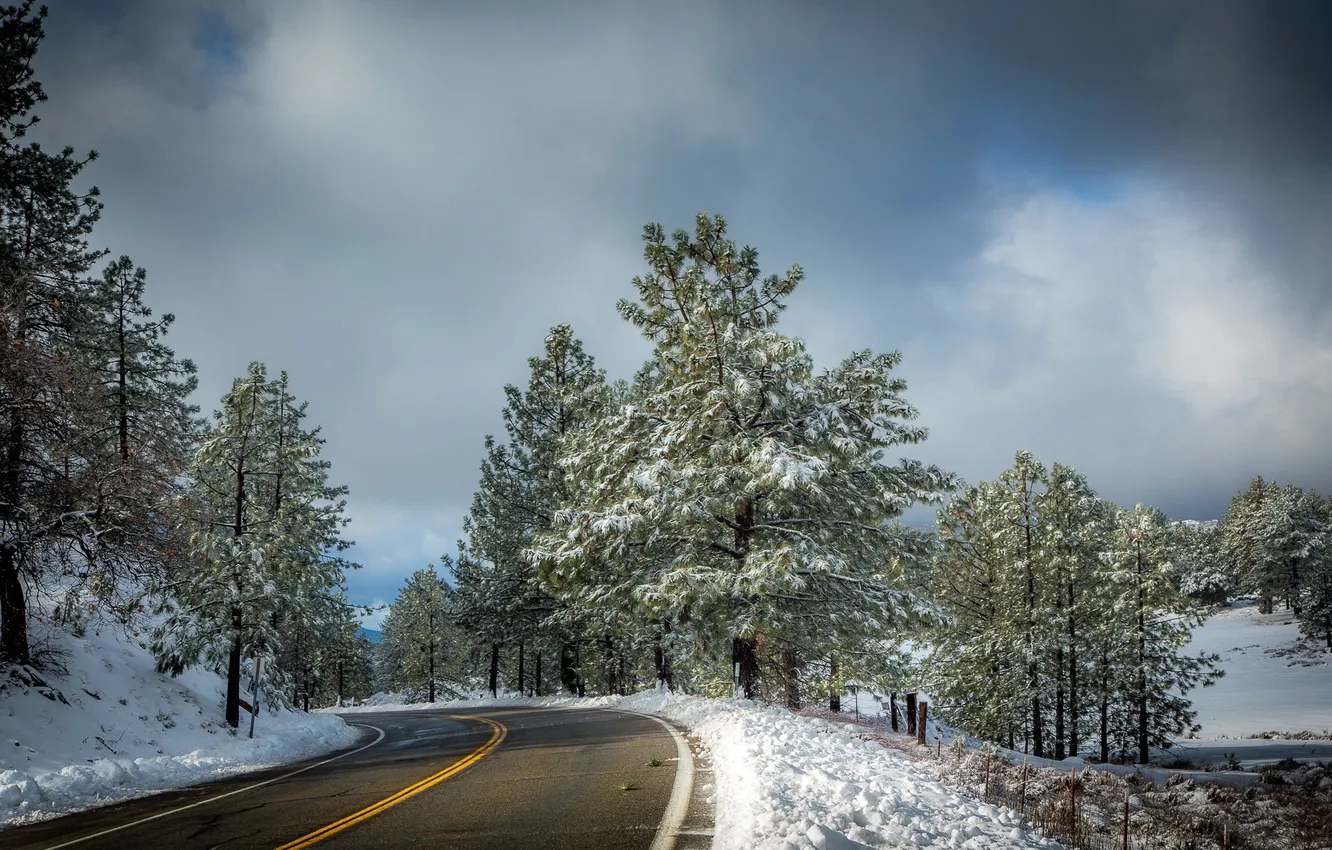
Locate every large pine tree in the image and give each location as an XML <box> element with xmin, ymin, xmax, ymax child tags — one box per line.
<box><xmin>460</xmin><ymin>324</ymin><xmax>608</xmax><ymax>695</ymax></box>
<box><xmin>153</xmin><ymin>363</ymin><xmax>354</xmax><ymax>727</ymax></box>
<box><xmin>0</xmin><ymin>2</ymin><xmax>109</xmax><ymax>665</ymax></box>
<box><xmin>532</xmin><ymin>214</ymin><xmax>952</xmax><ymax>699</ymax></box>
<box><xmin>1104</xmin><ymin>503</ymin><xmax>1221</xmax><ymax>763</ymax></box>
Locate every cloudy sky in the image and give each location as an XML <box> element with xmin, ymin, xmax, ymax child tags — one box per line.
<box><xmin>32</xmin><ymin>0</ymin><xmax>1332</xmax><ymax>626</ymax></box>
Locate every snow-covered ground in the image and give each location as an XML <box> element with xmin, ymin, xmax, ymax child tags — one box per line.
<box><xmin>1184</xmin><ymin>599</ymin><xmax>1332</xmax><ymax>739</ymax></box>
<box><xmin>340</xmin><ymin>691</ymin><xmax>1060</xmax><ymax>849</ymax></box>
<box><xmin>0</xmin><ymin>616</ymin><xmax>359</xmax><ymax>829</ymax></box>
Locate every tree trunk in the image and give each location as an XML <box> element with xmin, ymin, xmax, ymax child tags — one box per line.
<box><xmin>226</xmin><ymin>630</ymin><xmax>242</xmax><ymax>729</ymax></box>
<box><xmin>428</xmin><ymin>636</ymin><xmax>436</xmax><ymax>703</ymax></box>
<box><xmin>560</xmin><ymin>640</ymin><xmax>578</xmax><ymax>694</ymax></box>
<box><xmin>575</xmin><ymin>642</ymin><xmax>585</xmax><ymax>697</ymax></box>
<box><xmin>1031</xmin><ymin>691</ymin><xmax>1043</xmax><ymax>759</ymax></box>
<box><xmin>829</xmin><ymin>654</ymin><xmax>841</xmax><ymax>711</ymax></box>
<box><xmin>517</xmin><ymin>641</ymin><xmax>525</xmax><ymax>696</ymax></box>
<box><xmin>655</xmin><ymin>618</ymin><xmax>674</xmax><ymax>691</ymax></box>
<box><xmin>601</xmin><ymin>634</ymin><xmax>616</xmax><ymax>694</ymax></box>
<box><xmin>488</xmin><ymin>642</ymin><xmax>500</xmax><ymax>697</ymax></box>
<box><xmin>0</xmin><ymin>398</ymin><xmax>29</xmax><ymax>664</ymax></box>
<box><xmin>1137</xmin><ymin>544</ymin><xmax>1149</xmax><ymax>765</ymax></box>
<box><xmin>732</xmin><ymin>636</ymin><xmax>758</xmax><ymax>699</ymax></box>
<box><xmin>534</xmin><ymin>650</ymin><xmax>542</xmax><ymax>696</ymax></box>
<box><xmin>1023</xmin><ymin>478</ymin><xmax>1042</xmax><ymax>759</ymax></box>
<box><xmin>1069</xmin><ymin>578</ymin><xmax>1080</xmax><ymax>759</ymax></box>
<box><xmin>1099</xmin><ymin>697</ymin><xmax>1110</xmax><ymax>763</ymax></box>
<box><xmin>781</xmin><ymin>644</ymin><xmax>800</xmax><ymax>709</ymax></box>
<box><xmin>0</xmin><ymin>546</ymin><xmax>30</xmax><ymax>665</ymax></box>
<box><xmin>1055</xmin><ymin>646</ymin><xmax>1066</xmax><ymax>761</ymax></box>
<box><xmin>117</xmin><ymin>301</ymin><xmax>129</xmax><ymax>462</ymax></box>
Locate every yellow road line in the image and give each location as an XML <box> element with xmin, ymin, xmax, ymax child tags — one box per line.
<box><xmin>274</xmin><ymin>715</ymin><xmax>506</xmax><ymax>850</ymax></box>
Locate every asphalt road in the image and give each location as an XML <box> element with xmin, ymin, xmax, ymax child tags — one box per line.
<box><xmin>1</xmin><ymin>706</ymin><xmax>692</xmax><ymax>850</ymax></box>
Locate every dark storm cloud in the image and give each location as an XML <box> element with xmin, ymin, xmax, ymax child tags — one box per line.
<box><xmin>27</xmin><ymin>0</ymin><xmax>1332</xmax><ymax>610</ymax></box>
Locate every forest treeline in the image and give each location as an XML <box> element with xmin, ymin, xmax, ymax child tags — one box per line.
<box><xmin>375</xmin><ymin>214</ymin><xmax>1332</xmax><ymax>764</ymax></box>
<box><xmin>0</xmin><ymin>4</ymin><xmax>371</xmax><ymax>727</ymax></box>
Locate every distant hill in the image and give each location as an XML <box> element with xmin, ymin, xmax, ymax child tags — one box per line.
<box><xmin>356</xmin><ymin>627</ymin><xmax>382</xmax><ymax>644</ymax></box>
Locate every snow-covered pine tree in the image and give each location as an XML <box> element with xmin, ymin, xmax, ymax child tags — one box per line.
<box><xmin>992</xmin><ymin>451</ymin><xmax>1054</xmax><ymax>757</ymax></box>
<box><xmin>1300</xmin><ymin>493</ymin><xmax>1332</xmax><ymax>650</ymax></box>
<box><xmin>0</xmin><ymin>2</ymin><xmax>108</xmax><ymax>665</ymax></box>
<box><xmin>152</xmin><ymin>363</ymin><xmax>354</xmax><ymax>727</ymax></box>
<box><xmin>379</xmin><ymin>563</ymin><xmax>465</xmax><ymax>701</ymax></box>
<box><xmin>460</xmin><ymin>324</ymin><xmax>609</xmax><ymax>696</ymax></box>
<box><xmin>1221</xmin><ymin>476</ymin><xmax>1275</xmax><ymax>612</ymax></box>
<box><xmin>532</xmin><ymin>214</ymin><xmax>952</xmax><ymax>699</ymax></box>
<box><xmin>1254</xmin><ymin>484</ymin><xmax>1327</xmax><ymax>617</ymax></box>
<box><xmin>924</xmin><ymin>480</ymin><xmax>1028</xmax><ymax>746</ymax></box>
<box><xmin>1172</xmin><ymin>520</ymin><xmax>1230</xmax><ymax>605</ymax></box>
<box><xmin>1039</xmin><ymin>462</ymin><xmax>1110</xmax><ymax>759</ymax></box>
<box><xmin>1103</xmin><ymin>503</ymin><xmax>1221</xmax><ymax>764</ymax></box>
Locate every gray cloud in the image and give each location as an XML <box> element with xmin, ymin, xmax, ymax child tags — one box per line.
<box><xmin>30</xmin><ymin>0</ymin><xmax>1332</xmax><ymax>609</ymax></box>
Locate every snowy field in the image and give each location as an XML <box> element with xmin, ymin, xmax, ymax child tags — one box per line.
<box><xmin>1184</xmin><ymin>600</ymin><xmax>1332</xmax><ymax>738</ymax></box>
<box><xmin>0</xmin><ymin>617</ymin><xmax>359</xmax><ymax>829</ymax></box>
<box><xmin>341</xmin><ymin>691</ymin><xmax>1060</xmax><ymax>850</ymax></box>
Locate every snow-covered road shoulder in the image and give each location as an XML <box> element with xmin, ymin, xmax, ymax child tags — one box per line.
<box><xmin>340</xmin><ymin>690</ymin><xmax>1059</xmax><ymax>849</ymax></box>
<box><xmin>0</xmin><ymin>620</ymin><xmax>360</xmax><ymax>829</ymax></box>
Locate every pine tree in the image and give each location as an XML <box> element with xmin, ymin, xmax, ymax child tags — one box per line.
<box><xmin>58</xmin><ymin>255</ymin><xmax>198</xmax><ymax>614</ymax></box>
<box><xmin>1039</xmin><ymin>462</ymin><xmax>1109</xmax><ymax>759</ymax></box>
<box><xmin>1221</xmin><ymin>476</ymin><xmax>1275</xmax><ymax>611</ymax></box>
<box><xmin>152</xmin><ymin>363</ymin><xmax>354</xmax><ymax>727</ymax></box>
<box><xmin>379</xmin><ymin>563</ymin><xmax>465</xmax><ymax>701</ymax></box>
<box><xmin>460</xmin><ymin>324</ymin><xmax>608</xmax><ymax>695</ymax></box>
<box><xmin>532</xmin><ymin>214</ymin><xmax>952</xmax><ymax>699</ymax></box>
<box><xmin>1299</xmin><ymin>494</ymin><xmax>1332</xmax><ymax>650</ymax></box>
<box><xmin>1172</xmin><ymin>521</ymin><xmax>1230</xmax><ymax>605</ymax></box>
<box><xmin>0</xmin><ymin>2</ymin><xmax>108</xmax><ymax>664</ymax></box>
<box><xmin>925</xmin><ymin>480</ymin><xmax>1028</xmax><ymax>745</ymax></box>
<box><xmin>1104</xmin><ymin>504</ymin><xmax>1221</xmax><ymax>763</ymax></box>
<box><xmin>1254</xmin><ymin>484</ymin><xmax>1326</xmax><ymax>616</ymax></box>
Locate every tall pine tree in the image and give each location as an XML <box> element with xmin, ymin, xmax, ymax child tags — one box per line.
<box><xmin>532</xmin><ymin>214</ymin><xmax>952</xmax><ymax>699</ymax></box>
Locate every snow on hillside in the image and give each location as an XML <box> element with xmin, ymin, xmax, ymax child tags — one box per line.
<box><xmin>0</xmin><ymin>613</ymin><xmax>359</xmax><ymax>829</ymax></box>
<box><xmin>1183</xmin><ymin>599</ymin><xmax>1332</xmax><ymax>740</ymax></box>
<box><xmin>340</xmin><ymin>691</ymin><xmax>1060</xmax><ymax>849</ymax></box>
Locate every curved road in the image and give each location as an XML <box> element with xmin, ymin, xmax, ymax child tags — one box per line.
<box><xmin>2</xmin><ymin>707</ymin><xmax>697</xmax><ymax>850</ymax></box>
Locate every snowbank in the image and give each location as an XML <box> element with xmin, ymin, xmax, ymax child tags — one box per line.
<box><xmin>345</xmin><ymin>690</ymin><xmax>1060</xmax><ymax>849</ymax></box>
<box><xmin>0</xmin><ymin>619</ymin><xmax>359</xmax><ymax>828</ymax></box>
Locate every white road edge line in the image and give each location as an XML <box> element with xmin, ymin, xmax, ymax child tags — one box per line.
<box><xmin>611</xmin><ymin>709</ymin><xmax>694</xmax><ymax>850</ymax></box>
<box><xmin>37</xmin><ymin>724</ymin><xmax>387</xmax><ymax>850</ymax></box>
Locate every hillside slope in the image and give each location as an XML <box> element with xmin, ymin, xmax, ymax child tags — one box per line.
<box><xmin>0</xmin><ymin>608</ymin><xmax>358</xmax><ymax>828</ymax></box>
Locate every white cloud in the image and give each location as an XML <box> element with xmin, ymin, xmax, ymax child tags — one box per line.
<box><xmin>905</xmin><ymin>184</ymin><xmax>1332</xmax><ymax>512</ymax></box>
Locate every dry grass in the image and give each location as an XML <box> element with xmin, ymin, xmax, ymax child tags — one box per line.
<box><xmin>797</xmin><ymin>708</ymin><xmax>1332</xmax><ymax>850</ymax></box>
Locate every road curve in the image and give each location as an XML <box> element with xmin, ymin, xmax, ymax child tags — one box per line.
<box><xmin>2</xmin><ymin>706</ymin><xmax>692</xmax><ymax>850</ymax></box>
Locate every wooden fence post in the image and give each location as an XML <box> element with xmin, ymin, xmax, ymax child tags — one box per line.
<box><xmin>917</xmin><ymin>701</ymin><xmax>928</xmax><ymax>745</ymax></box>
<box><xmin>906</xmin><ymin>692</ymin><xmax>917</xmax><ymax>736</ymax></box>
<box><xmin>890</xmin><ymin>692</ymin><xmax>899</xmax><ymax>732</ymax></box>
<box><xmin>1121</xmin><ymin>789</ymin><xmax>1129</xmax><ymax>850</ymax></box>
<box><xmin>1020</xmin><ymin>755</ymin><xmax>1029</xmax><ymax>815</ymax></box>
<box><xmin>1069</xmin><ymin>767</ymin><xmax>1077</xmax><ymax>850</ymax></box>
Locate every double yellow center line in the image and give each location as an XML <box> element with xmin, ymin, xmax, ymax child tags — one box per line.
<box><xmin>276</xmin><ymin>714</ymin><xmax>507</xmax><ymax>850</ymax></box>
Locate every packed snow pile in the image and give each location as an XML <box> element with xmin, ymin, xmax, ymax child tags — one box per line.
<box><xmin>343</xmin><ymin>690</ymin><xmax>1060</xmax><ymax>849</ymax></box>
<box><xmin>0</xmin><ymin>615</ymin><xmax>360</xmax><ymax>829</ymax></box>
